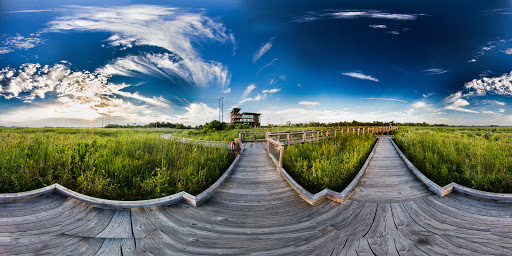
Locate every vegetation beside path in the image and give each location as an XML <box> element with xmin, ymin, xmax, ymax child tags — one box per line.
<box><xmin>283</xmin><ymin>134</ymin><xmax>376</xmax><ymax>193</ymax></box>
<box><xmin>0</xmin><ymin>128</ymin><xmax>235</xmax><ymax>200</ymax></box>
<box><xmin>394</xmin><ymin>127</ymin><xmax>512</xmax><ymax>193</ymax></box>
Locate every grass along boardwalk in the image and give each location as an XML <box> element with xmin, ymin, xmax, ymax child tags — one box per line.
<box><xmin>1</xmin><ymin>139</ymin><xmax>512</xmax><ymax>255</ymax></box>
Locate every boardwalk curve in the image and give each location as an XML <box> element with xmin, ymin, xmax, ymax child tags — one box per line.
<box><xmin>1</xmin><ymin>138</ymin><xmax>512</xmax><ymax>255</ymax></box>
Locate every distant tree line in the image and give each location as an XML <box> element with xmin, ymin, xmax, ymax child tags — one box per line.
<box><xmin>104</xmin><ymin>120</ymin><xmax>453</xmax><ymax>129</ymax></box>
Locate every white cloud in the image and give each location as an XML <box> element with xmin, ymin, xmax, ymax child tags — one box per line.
<box><xmin>424</xmin><ymin>68</ymin><xmax>448</xmax><ymax>75</ymax></box>
<box><xmin>499</xmin><ymin>109</ymin><xmax>505</xmax><ymax>113</ymax></box>
<box><xmin>262</xmin><ymin>88</ymin><xmax>280</xmax><ymax>94</ymax></box>
<box><xmin>482</xmin><ymin>100</ymin><xmax>506</xmax><ymax>106</ymax></box>
<box><xmin>240</xmin><ymin>84</ymin><xmax>256</xmax><ymax>100</ymax></box>
<box><xmin>253</xmin><ymin>37</ymin><xmax>277</xmax><ymax>63</ymax></box>
<box><xmin>422</xmin><ymin>92</ymin><xmax>434</xmax><ymax>98</ymax></box>
<box><xmin>0</xmin><ymin>62</ymin><xmax>174</xmax><ymax>125</ymax></box>
<box><xmin>8</xmin><ymin>9</ymin><xmax>53</xmax><ymax>13</ymax></box>
<box><xmin>444</xmin><ymin>98</ymin><xmax>479</xmax><ymax>113</ymax></box>
<box><xmin>43</xmin><ymin>5</ymin><xmax>234</xmax><ymax>88</ymax></box>
<box><xmin>369</xmin><ymin>24</ymin><xmax>387</xmax><ymax>29</ymax></box>
<box><xmin>342</xmin><ymin>72</ymin><xmax>379</xmax><ymax>82</ymax></box>
<box><xmin>299</xmin><ymin>101</ymin><xmax>320</xmax><ymax>106</ymax></box>
<box><xmin>223</xmin><ymin>88</ymin><xmax>231</xmax><ymax>93</ymax></box>
<box><xmin>411</xmin><ymin>101</ymin><xmax>431</xmax><ymax>108</ymax></box>
<box><xmin>0</xmin><ymin>34</ymin><xmax>45</xmax><ymax>54</ymax></box>
<box><xmin>257</xmin><ymin>58</ymin><xmax>279</xmax><ymax>74</ymax></box>
<box><xmin>96</xmin><ymin>52</ymin><xmax>230</xmax><ymax>88</ymax></box>
<box><xmin>294</xmin><ymin>10</ymin><xmax>421</xmax><ymax>23</ymax></box>
<box><xmin>361</xmin><ymin>98</ymin><xmax>407</xmax><ymax>102</ymax></box>
<box><xmin>175</xmin><ymin>103</ymin><xmax>218</xmax><ymax>125</ymax></box>
<box><xmin>463</xmin><ymin>71</ymin><xmax>512</xmax><ymax>97</ymax></box>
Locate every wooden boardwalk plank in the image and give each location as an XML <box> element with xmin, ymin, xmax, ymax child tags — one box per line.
<box><xmin>1</xmin><ymin>140</ymin><xmax>512</xmax><ymax>255</ymax></box>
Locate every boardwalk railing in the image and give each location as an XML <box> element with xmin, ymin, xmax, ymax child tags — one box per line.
<box><xmin>239</xmin><ymin>132</ymin><xmax>267</xmax><ymax>142</ymax></box>
<box><xmin>266</xmin><ymin>126</ymin><xmax>398</xmax><ymax>146</ymax></box>
<box><xmin>267</xmin><ymin>138</ymin><xmax>285</xmax><ymax>167</ymax></box>
<box><xmin>266</xmin><ymin>126</ymin><xmax>398</xmax><ymax>167</ymax></box>
<box><xmin>162</xmin><ymin>134</ymin><xmax>232</xmax><ymax>149</ymax></box>
<box><xmin>265</xmin><ymin>126</ymin><xmax>396</xmax><ymax>204</ymax></box>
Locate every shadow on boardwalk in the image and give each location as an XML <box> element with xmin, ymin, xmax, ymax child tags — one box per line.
<box><xmin>1</xmin><ymin>140</ymin><xmax>512</xmax><ymax>255</ymax></box>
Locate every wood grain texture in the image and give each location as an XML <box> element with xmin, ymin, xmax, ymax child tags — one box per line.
<box><xmin>1</xmin><ymin>140</ymin><xmax>512</xmax><ymax>255</ymax></box>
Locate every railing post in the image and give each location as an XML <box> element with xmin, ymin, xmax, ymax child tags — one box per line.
<box><xmin>254</xmin><ymin>133</ymin><xmax>257</xmax><ymax>141</ymax></box>
<box><xmin>279</xmin><ymin>146</ymin><xmax>284</xmax><ymax>168</ymax></box>
<box><xmin>286</xmin><ymin>134</ymin><xmax>290</xmax><ymax>145</ymax></box>
<box><xmin>357</xmin><ymin>127</ymin><xmax>360</xmax><ymax>135</ymax></box>
<box><xmin>234</xmin><ymin>138</ymin><xmax>242</xmax><ymax>157</ymax></box>
<box><xmin>302</xmin><ymin>132</ymin><xmax>306</xmax><ymax>143</ymax></box>
<box><xmin>239</xmin><ymin>133</ymin><xmax>243</xmax><ymax>142</ymax></box>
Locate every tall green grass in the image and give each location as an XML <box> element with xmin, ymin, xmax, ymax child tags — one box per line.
<box><xmin>394</xmin><ymin>127</ymin><xmax>512</xmax><ymax>193</ymax></box>
<box><xmin>0</xmin><ymin>128</ymin><xmax>235</xmax><ymax>200</ymax></box>
<box><xmin>283</xmin><ymin>134</ymin><xmax>376</xmax><ymax>193</ymax></box>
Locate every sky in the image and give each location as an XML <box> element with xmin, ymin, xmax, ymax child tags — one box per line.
<box><xmin>1</xmin><ymin>0</ymin><xmax>512</xmax><ymax>127</ymax></box>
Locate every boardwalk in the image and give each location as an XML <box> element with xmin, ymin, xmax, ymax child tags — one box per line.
<box><xmin>1</xmin><ymin>138</ymin><xmax>512</xmax><ymax>255</ymax></box>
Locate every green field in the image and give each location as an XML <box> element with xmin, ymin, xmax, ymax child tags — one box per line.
<box><xmin>0</xmin><ymin>128</ymin><xmax>235</xmax><ymax>200</ymax></box>
<box><xmin>283</xmin><ymin>134</ymin><xmax>376</xmax><ymax>193</ymax></box>
<box><xmin>394</xmin><ymin>127</ymin><xmax>512</xmax><ymax>193</ymax></box>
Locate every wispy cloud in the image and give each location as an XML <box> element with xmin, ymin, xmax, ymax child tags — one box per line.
<box><xmin>369</xmin><ymin>24</ymin><xmax>387</xmax><ymax>29</ymax></box>
<box><xmin>422</xmin><ymin>92</ymin><xmax>434</xmax><ymax>98</ymax></box>
<box><xmin>262</xmin><ymin>88</ymin><xmax>281</xmax><ymax>94</ymax></box>
<box><xmin>299</xmin><ymin>101</ymin><xmax>320</xmax><ymax>106</ymax></box>
<box><xmin>294</xmin><ymin>10</ymin><xmax>422</xmax><ymax>23</ymax></box>
<box><xmin>424</xmin><ymin>68</ymin><xmax>448</xmax><ymax>75</ymax></box>
<box><xmin>232</xmin><ymin>85</ymin><xmax>280</xmax><ymax>107</ymax></box>
<box><xmin>342</xmin><ymin>72</ymin><xmax>379</xmax><ymax>82</ymax></box>
<box><xmin>257</xmin><ymin>58</ymin><xmax>279</xmax><ymax>74</ymax></box>
<box><xmin>411</xmin><ymin>101</ymin><xmax>431</xmax><ymax>108</ymax></box>
<box><xmin>43</xmin><ymin>5</ymin><xmax>234</xmax><ymax>88</ymax></box>
<box><xmin>96</xmin><ymin>52</ymin><xmax>230</xmax><ymax>88</ymax></box>
<box><xmin>361</xmin><ymin>98</ymin><xmax>408</xmax><ymax>102</ymax></box>
<box><xmin>240</xmin><ymin>84</ymin><xmax>256</xmax><ymax>100</ymax></box>
<box><xmin>223</xmin><ymin>88</ymin><xmax>231</xmax><ymax>93</ymax></box>
<box><xmin>253</xmin><ymin>37</ymin><xmax>277</xmax><ymax>63</ymax></box>
<box><xmin>8</xmin><ymin>9</ymin><xmax>53</xmax><ymax>13</ymax></box>
<box><xmin>482</xmin><ymin>100</ymin><xmax>506</xmax><ymax>106</ymax></box>
<box><xmin>0</xmin><ymin>34</ymin><xmax>45</xmax><ymax>54</ymax></box>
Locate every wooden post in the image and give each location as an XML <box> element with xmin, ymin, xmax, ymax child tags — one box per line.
<box><xmin>357</xmin><ymin>127</ymin><xmax>360</xmax><ymax>135</ymax></box>
<box><xmin>234</xmin><ymin>138</ymin><xmax>242</xmax><ymax>157</ymax></box>
<box><xmin>254</xmin><ymin>133</ymin><xmax>257</xmax><ymax>141</ymax></box>
<box><xmin>302</xmin><ymin>132</ymin><xmax>306</xmax><ymax>144</ymax></box>
<box><xmin>286</xmin><ymin>134</ymin><xmax>290</xmax><ymax>145</ymax></box>
<box><xmin>279</xmin><ymin>146</ymin><xmax>284</xmax><ymax>168</ymax></box>
<box><xmin>334</xmin><ymin>129</ymin><xmax>337</xmax><ymax>137</ymax></box>
<box><xmin>267</xmin><ymin>140</ymin><xmax>270</xmax><ymax>153</ymax></box>
<box><xmin>239</xmin><ymin>133</ymin><xmax>243</xmax><ymax>142</ymax></box>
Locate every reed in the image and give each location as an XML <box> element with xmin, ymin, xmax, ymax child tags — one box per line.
<box><xmin>0</xmin><ymin>128</ymin><xmax>235</xmax><ymax>200</ymax></box>
<box><xmin>283</xmin><ymin>134</ymin><xmax>376</xmax><ymax>193</ymax></box>
<box><xmin>394</xmin><ymin>127</ymin><xmax>512</xmax><ymax>192</ymax></box>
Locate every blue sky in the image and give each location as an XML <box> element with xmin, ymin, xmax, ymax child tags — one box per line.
<box><xmin>1</xmin><ymin>0</ymin><xmax>512</xmax><ymax>127</ymax></box>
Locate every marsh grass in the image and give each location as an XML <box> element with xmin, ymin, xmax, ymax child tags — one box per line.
<box><xmin>394</xmin><ymin>127</ymin><xmax>512</xmax><ymax>193</ymax></box>
<box><xmin>283</xmin><ymin>134</ymin><xmax>376</xmax><ymax>193</ymax></box>
<box><xmin>0</xmin><ymin>128</ymin><xmax>235</xmax><ymax>200</ymax></box>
